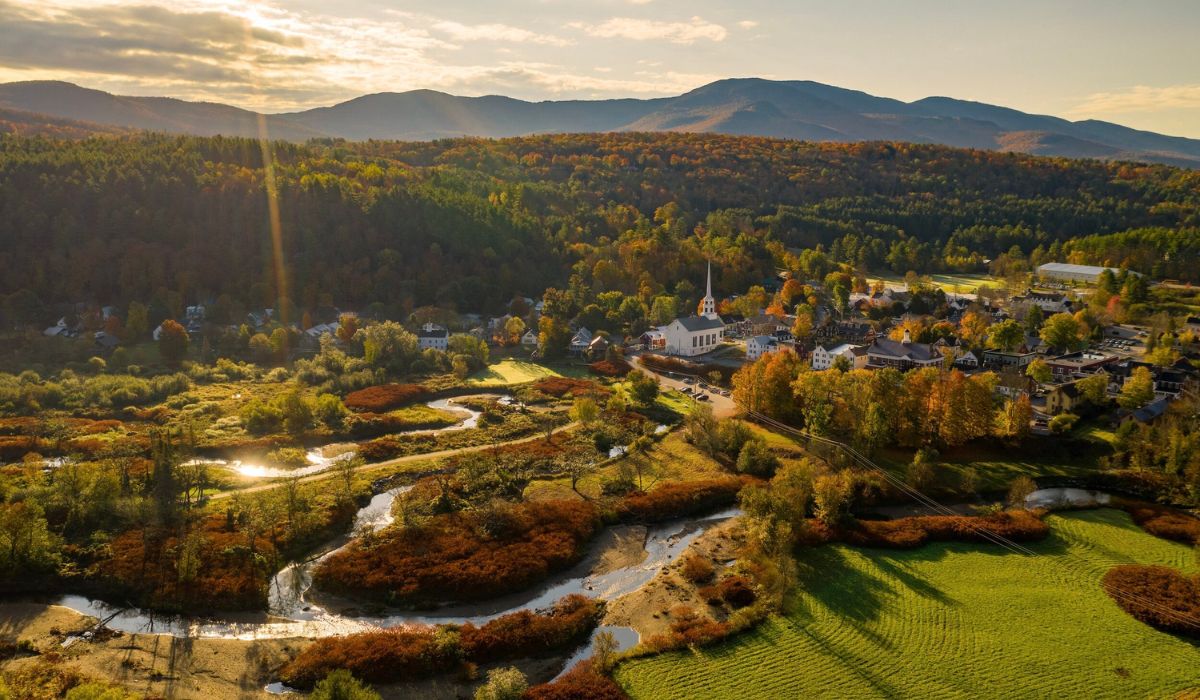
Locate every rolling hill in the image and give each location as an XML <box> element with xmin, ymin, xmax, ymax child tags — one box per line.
<box><xmin>2</xmin><ymin>78</ymin><xmax>1198</xmax><ymax>167</ymax></box>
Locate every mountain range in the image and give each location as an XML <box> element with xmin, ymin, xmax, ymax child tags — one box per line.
<box><xmin>2</xmin><ymin>78</ymin><xmax>1198</xmax><ymax>167</ymax></box>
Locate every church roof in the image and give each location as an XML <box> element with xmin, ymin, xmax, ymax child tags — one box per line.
<box><xmin>674</xmin><ymin>315</ymin><xmax>725</xmax><ymax>332</ymax></box>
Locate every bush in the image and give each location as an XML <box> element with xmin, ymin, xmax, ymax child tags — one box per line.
<box><xmin>615</xmin><ymin>477</ymin><xmax>745</xmax><ymax>523</ymax></box>
<box><xmin>661</xmin><ymin>605</ymin><xmax>731</xmax><ymax>648</ymax></box>
<box><xmin>308</xmin><ymin>670</ymin><xmax>381</xmax><ymax>700</ymax></box>
<box><xmin>735</xmin><ymin>437</ymin><xmax>778</xmax><ymax>476</ymax></box>
<box><xmin>343</xmin><ymin>383</ymin><xmax>429</xmax><ymax>412</ymax></box>
<box><xmin>281</xmin><ymin>627</ymin><xmax>461</xmax><ymax>688</ymax></box>
<box><xmin>314</xmin><ymin>500</ymin><xmax>600</xmax><ymax>604</ymax></box>
<box><xmin>474</xmin><ymin>667</ymin><xmax>527</xmax><ymax>700</ymax></box>
<box><xmin>588</xmin><ymin>359</ymin><xmax>631</xmax><ymax>377</ymax></box>
<box><xmin>1102</xmin><ymin>564</ymin><xmax>1200</xmax><ymax>636</ymax></box>
<box><xmin>459</xmin><ymin>595</ymin><xmax>601</xmax><ymax>662</ymax></box>
<box><xmin>838</xmin><ymin>510</ymin><xmax>1049</xmax><ymax>549</ymax></box>
<box><xmin>1048</xmin><ymin>413</ymin><xmax>1079</xmax><ymax>434</ymax></box>
<box><xmin>679</xmin><ymin>553</ymin><xmax>715</xmax><ymax>584</ymax></box>
<box><xmin>523</xmin><ymin>660</ymin><xmax>629</xmax><ymax>700</ymax></box>
<box><xmin>533</xmin><ymin>377</ymin><xmax>609</xmax><ymax>399</ymax></box>
<box><xmin>1123</xmin><ymin>503</ymin><xmax>1200</xmax><ymax>545</ymax></box>
<box><xmin>716</xmin><ymin>575</ymin><xmax>757</xmax><ymax>609</ymax></box>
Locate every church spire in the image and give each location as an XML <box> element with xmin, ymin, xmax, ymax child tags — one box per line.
<box><xmin>700</xmin><ymin>260</ymin><xmax>718</xmax><ymax>319</ymax></box>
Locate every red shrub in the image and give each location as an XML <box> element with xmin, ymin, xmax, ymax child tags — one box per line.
<box><xmin>344</xmin><ymin>384</ymin><xmax>430</xmax><ymax>412</ymax></box>
<box><xmin>1123</xmin><ymin>503</ymin><xmax>1200</xmax><ymax>545</ymax></box>
<box><xmin>716</xmin><ymin>575</ymin><xmax>757</xmax><ymax>609</ymax></box>
<box><xmin>653</xmin><ymin>605</ymin><xmax>731</xmax><ymax>648</ymax></box>
<box><xmin>616</xmin><ymin>477</ymin><xmax>746</xmax><ymax>523</ymax></box>
<box><xmin>679</xmin><ymin>553</ymin><xmax>715</xmax><ymax>584</ymax></box>
<box><xmin>1102</xmin><ymin>564</ymin><xmax>1200</xmax><ymax>637</ymax></box>
<box><xmin>281</xmin><ymin>628</ymin><xmax>460</xmax><ymax>688</ymax></box>
<box><xmin>588</xmin><ymin>359</ymin><xmax>631</xmax><ymax>377</ymax></box>
<box><xmin>840</xmin><ymin>510</ymin><xmax>1048</xmax><ymax>549</ymax></box>
<box><xmin>533</xmin><ymin>377</ymin><xmax>609</xmax><ymax>398</ymax></box>
<box><xmin>314</xmin><ymin>500</ymin><xmax>600</xmax><ymax>604</ymax></box>
<box><xmin>523</xmin><ymin>660</ymin><xmax>629</xmax><ymax>700</ymax></box>
<box><xmin>460</xmin><ymin>594</ymin><xmax>601</xmax><ymax>662</ymax></box>
<box><xmin>0</xmin><ymin>436</ymin><xmax>42</xmax><ymax>461</ymax></box>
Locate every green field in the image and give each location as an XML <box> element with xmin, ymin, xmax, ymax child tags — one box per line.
<box><xmin>867</xmin><ymin>272</ymin><xmax>1001</xmax><ymax>293</ymax></box>
<box><xmin>616</xmin><ymin>510</ymin><xmax>1200</xmax><ymax>699</ymax></box>
<box><xmin>466</xmin><ymin>359</ymin><xmax>564</xmax><ymax>386</ymax></box>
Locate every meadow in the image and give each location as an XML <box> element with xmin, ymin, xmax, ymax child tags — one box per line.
<box><xmin>616</xmin><ymin>509</ymin><xmax>1200</xmax><ymax>699</ymax></box>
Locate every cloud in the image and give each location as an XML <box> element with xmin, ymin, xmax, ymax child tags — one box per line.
<box><xmin>431</xmin><ymin>20</ymin><xmax>571</xmax><ymax>47</ymax></box>
<box><xmin>1068</xmin><ymin>84</ymin><xmax>1200</xmax><ymax>116</ymax></box>
<box><xmin>0</xmin><ymin>0</ymin><xmax>719</xmax><ymax>110</ymax></box>
<box><xmin>737</xmin><ymin>20</ymin><xmax>759</xmax><ymax>29</ymax></box>
<box><xmin>567</xmin><ymin>16</ymin><xmax>727</xmax><ymax>44</ymax></box>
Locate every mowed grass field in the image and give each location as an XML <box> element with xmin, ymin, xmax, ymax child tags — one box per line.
<box><xmin>616</xmin><ymin>509</ymin><xmax>1200</xmax><ymax>699</ymax></box>
<box><xmin>867</xmin><ymin>272</ymin><xmax>1001</xmax><ymax>293</ymax></box>
<box><xmin>466</xmin><ymin>359</ymin><xmax>563</xmax><ymax>386</ymax></box>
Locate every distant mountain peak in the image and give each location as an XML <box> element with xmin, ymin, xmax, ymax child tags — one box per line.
<box><xmin>0</xmin><ymin>78</ymin><xmax>1196</xmax><ymax>167</ymax></box>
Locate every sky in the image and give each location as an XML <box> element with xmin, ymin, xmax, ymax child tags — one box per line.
<box><xmin>1</xmin><ymin>0</ymin><xmax>1198</xmax><ymax>137</ymax></box>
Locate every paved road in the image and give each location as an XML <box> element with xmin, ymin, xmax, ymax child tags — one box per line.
<box><xmin>207</xmin><ymin>421</ymin><xmax>579</xmax><ymax>501</ymax></box>
<box><xmin>629</xmin><ymin>354</ymin><xmax>739</xmax><ymax>418</ymax></box>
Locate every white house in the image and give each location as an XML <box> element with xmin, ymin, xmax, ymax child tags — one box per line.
<box><xmin>747</xmin><ymin>335</ymin><xmax>779</xmax><ymax>361</ymax></box>
<box><xmin>417</xmin><ymin>323</ymin><xmax>449</xmax><ymax>351</ymax></box>
<box><xmin>521</xmin><ymin>329</ymin><xmax>538</xmax><ymax>347</ymax></box>
<box><xmin>811</xmin><ymin>343</ymin><xmax>868</xmax><ymax>370</ymax></box>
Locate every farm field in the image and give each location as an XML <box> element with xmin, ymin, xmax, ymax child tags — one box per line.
<box><xmin>867</xmin><ymin>272</ymin><xmax>1001</xmax><ymax>293</ymax></box>
<box><xmin>616</xmin><ymin>509</ymin><xmax>1200</xmax><ymax>699</ymax></box>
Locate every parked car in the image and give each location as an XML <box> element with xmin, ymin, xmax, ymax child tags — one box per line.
<box><xmin>696</xmin><ymin>394</ymin><xmax>709</xmax><ymax>402</ymax></box>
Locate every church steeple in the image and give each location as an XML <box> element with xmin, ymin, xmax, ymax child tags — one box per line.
<box><xmin>700</xmin><ymin>261</ymin><xmax>718</xmax><ymax>319</ymax></box>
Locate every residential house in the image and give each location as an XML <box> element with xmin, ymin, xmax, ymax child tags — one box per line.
<box><xmin>640</xmin><ymin>328</ymin><xmax>666</xmax><ymax>351</ymax></box>
<box><xmin>1045</xmin><ymin>381</ymin><xmax>1085</xmax><ymax>414</ymax></box>
<box><xmin>417</xmin><ymin>323</ymin><xmax>449</xmax><ymax>351</ymax></box>
<box><xmin>569</xmin><ymin>327</ymin><xmax>593</xmax><ymax>356</ymax></box>
<box><xmin>982</xmin><ymin>348</ymin><xmax>1037</xmax><ymax>369</ymax></box>
<box><xmin>520</xmin><ymin>329</ymin><xmax>538</xmax><ymax>348</ymax></box>
<box><xmin>1117</xmin><ymin>397</ymin><xmax>1171</xmax><ymax>428</ymax></box>
<box><xmin>747</xmin><ymin>335</ymin><xmax>778</xmax><ymax>361</ymax></box>
<box><xmin>811</xmin><ymin>343</ymin><xmax>868</xmax><ymax>370</ymax></box>
<box><xmin>587</xmin><ymin>335</ymin><xmax>611</xmax><ymax>359</ymax></box>
<box><xmin>1045</xmin><ymin>351</ymin><xmax>1118</xmax><ymax>381</ymax></box>
<box><xmin>1012</xmin><ymin>290</ymin><xmax>1072</xmax><ymax>314</ymax></box>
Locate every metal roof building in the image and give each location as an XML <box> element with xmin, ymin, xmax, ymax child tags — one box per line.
<box><xmin>1036</xmin><ymin>262</ymin><xmax>1140</xmax><ymax>284</ymax></box>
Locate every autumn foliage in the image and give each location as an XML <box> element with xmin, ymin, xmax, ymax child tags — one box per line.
<box><xmin>314</xmin><ymin>499</ymin><xmax>600</xmax><ymax>603</ymax></box>
<box><xmin>1102</xmin><ymin>565</ymin><xmax>1200</xmax><ymax>637</ymax></box>
<box><xmin>523</xmin><ymin>660</ymin><xmax>630</xmax><ymax>700</ymax></box>
<box><xmin>280</xmin><ymin>595</ymin><xmax>603</xmax><ymax>689</ymax></box>
<box><xmin>459</xmin><ymin>594</ymin><xmax>601</xmax><ymax>662</ymax></box>
<box><xmin>1123</xmin><ymin>503</ymin><xmax>1200</xmax><ymax>545</ymax></box>
<box><xmin>343</xmin><ymin>383</ymin><xmax>430</xmax><ymax>412</ymax></box>
<box><xmin>616</xmin><ymin>476</ymin><xmax>746</xmax><ymax>522</ymax></box>
<box><xmin>533</xmin><ymin>377</ymin><xmax>609</xmax><ymax>398</ymax></box>
<box><xmin>588</xmin><ymin>359</ymin><xmax>632</xmax><ymax>377</ymax></box>
<box><xmin>832</xmin><ymin>510</ymin><xmax>1049</xmax><ymax>549</ymax></box>
<box><xmin>281</xmin><ymin>628</ymin><xmax>461</xmax><ymax>688</ymax></box>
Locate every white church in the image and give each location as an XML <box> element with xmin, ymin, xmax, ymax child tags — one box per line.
<box><xmin>658</xmin><ymin>263</ymin><xmax>726</xmax><ymax>357</ymax></box>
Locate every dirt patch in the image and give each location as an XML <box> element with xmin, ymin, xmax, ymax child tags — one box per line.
<box><xmin>591</xmin><ymin>525</ymin><xmax>649</xmax><ymax>576</ymax></box>
<box><xmin>603</xmin><ymin>518</ymin><xmax>745</xmax><ymax>639</ymax></box>
<box><xmin>0</xmin><ymin>603</ymin><xmax>305</xmax><ymax>699</ymax></box>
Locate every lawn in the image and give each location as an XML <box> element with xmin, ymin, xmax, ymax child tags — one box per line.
<box><xmin>616</xmin><ymin>509</ymin><xmax>1200</xmax><ymax>699</ymax></box>
<box><xmin>467</xmin><ymin>359</ymin><xmax>564</xmax><ymax>386</ymax></box>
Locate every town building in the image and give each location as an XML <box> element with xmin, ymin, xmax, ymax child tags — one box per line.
<box><xmin>811</xmin><ymin>343</ymin><xmax>868</xmax><ymax>370</ymax></box>
<box><xmin>865</xmin><ymin>330</ymin><xmax>942</xmax><ymax>370</ymax></box>
<box><xmin>747</xmin><ymin>335</ymin><xmax>779</xmax><ymax>361</ymax></box>
<box><xmin>417</xmin><ymin>323</ymin><xmax>449</xmax><ymax>351</ymax></box>
<box><xmin>1036</xmin><ymin>262</ymin><xmax>1139</xmax><ymax>285</ymax></box>
<box><xmin>658</xmin><ymin>263</ymin><xmax>727</xmax><ymax>357</ymax></box>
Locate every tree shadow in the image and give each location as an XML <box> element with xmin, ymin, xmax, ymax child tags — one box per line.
<box><xmin>793</xmin><ymin>546</ymin><xmax>894</xmax><ymax>648</ymax></box>
<box><xmin>871</xmin><ymin>554</ymin><xmax>955</xmax><ymax>606</ymax></box>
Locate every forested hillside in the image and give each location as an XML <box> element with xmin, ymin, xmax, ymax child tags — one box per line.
<box><xmin>1</xmin><ymin>133</ymin><xmax>1198</xmax><ymax>323</ymax></box>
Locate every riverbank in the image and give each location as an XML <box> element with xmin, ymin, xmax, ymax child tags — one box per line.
<box><xmin>0</xmin><ymin>602</ymin><xmax>304</xmax><ymax>699</ymax></box>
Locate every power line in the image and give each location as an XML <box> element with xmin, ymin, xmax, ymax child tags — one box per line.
<box><xmin>740</xmin><ymin>406</ymin><xmax>1200</xmax><ymax>633</ymax></box>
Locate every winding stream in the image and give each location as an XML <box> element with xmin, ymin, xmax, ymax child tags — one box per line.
<box><xmin>183</xmin><ymin>396</ymin><xmax>498</xmax><ymax>480</ymax></box>
<box><xmin>51</xmin><ymin>483</ymin><xmax>740</xmax><ymax>641</ymax></box>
